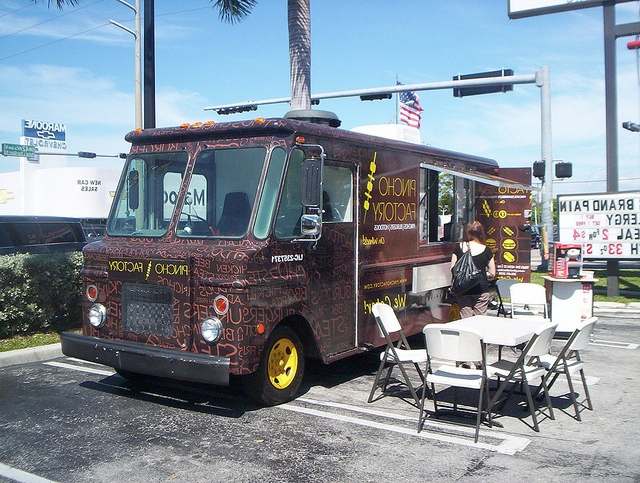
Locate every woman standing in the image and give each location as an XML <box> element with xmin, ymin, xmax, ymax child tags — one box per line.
<box><xmin>451</xmin><ymin>221</ymin><xmax>496</xmax><ymax>318</ymax></box>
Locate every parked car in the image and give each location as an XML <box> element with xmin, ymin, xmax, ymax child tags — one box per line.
<box><xmin>530</xmin><ymin>225</ymin><xmax>541</xmax><ymax>249</ymax></box>
<box><xmin>0</xmin><ymin>216</ymin><xmax>87</xmax><ymax>255</ymax></box>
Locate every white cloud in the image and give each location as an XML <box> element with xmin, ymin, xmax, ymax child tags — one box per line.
<box><xmin>0</xmin><ymin>63</ymin><xmax>209</xmax><ymax>170</ymax></box>
<box><xmin>0</xmin><ymin>11</ymin><xmax>126</xmax><ymax>46</ymax></box>
<box><xmin>0</xmin><ymin>4</ymin><xmax>197</xmax><ymax>50</ymax></box>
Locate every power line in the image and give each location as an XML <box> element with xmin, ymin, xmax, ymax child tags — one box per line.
<box><xmin>0</xmin><ymin>2</ymin><xmax>213</xmax><ymax>62</ymax></box>
<box><xmin>0</xmin><ymin>22</ymin><xmax>109</xmax><ymax>63</ymax></box>
<box><xmin>557</xmin><ymin>176</ymin><xmax>640</xmax><ymax>184</ymax></box>
<box><xmin>155</xmin><ymin>5</ymin><xmax>213</xmax><ymax>18</ymax></box>
<box><xmin>0</xmin><ymin>0</ymin><xmax>105</xmax><ymax>41</ymax></box>
<box><xmin>0</xmin><ymin>3</ymin><xmax>35</xmax><ymax>20</ymax></box>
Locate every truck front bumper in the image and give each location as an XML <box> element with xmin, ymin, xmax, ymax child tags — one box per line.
<box><xmin>60</xmin><ymin>332</ymin><xmax>230</xmax><ymax>386</ymax></box>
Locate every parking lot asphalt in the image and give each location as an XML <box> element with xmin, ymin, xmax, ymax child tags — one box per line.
<box><xmin>1</xmin><ymin>316</ymin><xmax>639</xmax><ymax>483</ymax></box>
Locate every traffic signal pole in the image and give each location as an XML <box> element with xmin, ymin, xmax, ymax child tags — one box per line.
<box><xmin>538</xmin><ymin>66</ymin><xmax>554</xmax><ymax>272</ymax></box>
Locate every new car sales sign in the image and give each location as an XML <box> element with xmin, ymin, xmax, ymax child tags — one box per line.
<box><xmin>558</xmin><ymin>192</ymin><xmax>640</xmax><ymax>259</ymax></box>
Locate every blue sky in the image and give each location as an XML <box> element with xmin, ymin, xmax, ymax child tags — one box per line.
<box><xmin>0</xmin><ymin>0</ymin><xmax>639</xmax><ymax>195</ymax></box>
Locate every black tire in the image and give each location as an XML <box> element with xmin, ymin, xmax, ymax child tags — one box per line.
<box><xmin>242</xmin><ymin>325</ymin><xmax>305</xmax><ymax>406</ymax></box>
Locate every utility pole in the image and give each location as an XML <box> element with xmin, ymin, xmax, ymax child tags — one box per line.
<box><xmin>603</xmin><ymin>1</ymin><xmax>619</xmax><ymax>296</ymax></box>
<box><xmin>144</xmin><ymin>0</ymin><xmax>156</xmax><ymax>129</ymax></box>
<box><xmin>109</xmin><ymin>0</ymin><xmax>142</xmax><ymax>129</ymax></box>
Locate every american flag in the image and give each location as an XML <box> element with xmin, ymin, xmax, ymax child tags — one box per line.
<box><xmin>399</xmin><ymin>89</ymin><xmax>424</xmax><ymax>128</ymax></box>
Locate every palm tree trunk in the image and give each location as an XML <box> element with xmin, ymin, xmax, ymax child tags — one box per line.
<box><xmin>288</xmin><ymin>0</ymin><xmax>311</xmax><ymax>110</ymax></box>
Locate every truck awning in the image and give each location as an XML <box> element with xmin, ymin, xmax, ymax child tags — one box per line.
<box><xmin>420</xmin><ymin>162</ymin><xmax>538</xmax><ymax>191</ymax></box>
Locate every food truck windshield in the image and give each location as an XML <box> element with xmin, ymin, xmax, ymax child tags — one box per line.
<box><xmin>107</xmin><ymin>147</ymin><xmax>269</xmax><ymax>238</ymax></box>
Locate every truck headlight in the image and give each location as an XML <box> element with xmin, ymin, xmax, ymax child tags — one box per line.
<box><xmin>201</xmin><ymin>317</ymin><xmax>223</xmax><ymax>344</ymax></box>
<box><xmin>88</xmin><ymin>303</ymin><xmax>106</xmax><ymax>328</ymax></box>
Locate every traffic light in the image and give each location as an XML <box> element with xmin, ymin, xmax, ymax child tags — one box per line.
<box><xmin>453</xmin><ymin>69</ymin><xmax>514</xmax><ymax>97</ymax></box>
<box><xmin>360</xmin><ymin>93</ymin><xmax>393</xmax><ymax>101</ymax></box>
<box><xmin>533</xmin><ymin>161</ymin><xmax>545</xmax><ymax>179</ymax></box>
<box><xmin>216</xmin><ymin>104</ymin><xmax>258</xmax><ymax>115</ymax></box>
<box><xmin>622</xmin><ymin>121</ymin><xmax>640</xmax><ymax>132</ymax></box>
<box><xmin>77</xmin><ymin>151</ymin><xmax>97</xmax><ymax>158</ymax></box>
<box><xmin>555</xmin><ymin>162</ymin><xmax>572</xmax><ymax>179</ymax></box>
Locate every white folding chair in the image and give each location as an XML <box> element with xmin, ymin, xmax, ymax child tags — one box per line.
<box><xmin>510</xmin><ymin>282</ymin><xmax>549</xmax><ymax>320</ymax></box>
<box><xmin>535</xmin><ymin>317</ymin><xmax>597</xmax><ymax>421</ymax></box>
<box><xmin>420</xmin><ymin>324</ymin><xmax>489</xmax><ymax>443</ymax></box>
<box><xmin>495</xmin><ymin>279</ymin><xmax>519</xmax><ymax>317</ymax></box>
<box><xmin>487</xmin><ymin>322</ymin><xmax>558</xmax><ymax>432</ymax></box>
<box><xmin>368</xmin><ymin>303</ymin><xmax>426</xmax><ymax>407</ymax></box>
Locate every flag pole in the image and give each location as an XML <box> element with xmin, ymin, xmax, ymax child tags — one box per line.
<box><xmin>395</xmin><ymin>74</ymin><xmax>399</xmax><ymax>124</ymax></box>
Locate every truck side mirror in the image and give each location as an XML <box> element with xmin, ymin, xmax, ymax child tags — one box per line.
<box><xmin>128</xmin><ymin>169</ymin><xmax>139</xmax><ymax>211</ymax></box>
<box><xmin>301</xmin><ymin>214</ymin><xmax>321</xmax><ymax>236</ymax></box>
<box><xmin>301</xmin><ymin>157</ymin><xmax>322</xmax><ymax>208</ymax></box>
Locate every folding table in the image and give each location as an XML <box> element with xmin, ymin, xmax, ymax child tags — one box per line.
<box><xmin>446</xmin><ymin>315</ymin><xmax>551</xmax><ymax>427</ymax></box>
<box><xmin>447</xmin><ymin>315</ymin><xmax>548</xmax><ymax>347</ymax></box>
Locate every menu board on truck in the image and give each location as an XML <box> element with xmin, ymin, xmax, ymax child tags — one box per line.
<box><xmin>475</xmin><ymin>168</ymin><xmax>532</xmax><ymax>282</ymax></box>
<box><xmin>558</xmin><ymin>191</ymin><xmax>640</xmax><ymax>259</ymax></box>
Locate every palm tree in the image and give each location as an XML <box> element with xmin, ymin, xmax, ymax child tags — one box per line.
<box><xmin>39</xmin><ymin>0</ymin><xmax>313</xmax><ymax>111</ymax></box>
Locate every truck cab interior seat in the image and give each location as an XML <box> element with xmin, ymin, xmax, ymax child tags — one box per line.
<box><xmin>217</xmin><ymin>192</ymin><xmax>250</xmax><ymax>236</ymax></box>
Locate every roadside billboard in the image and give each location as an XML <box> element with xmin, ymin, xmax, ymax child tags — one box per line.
<box><xmin>508</xmin><ymin>0</ymin><xmax>634</xmax><ymax>19</ymax></box>
<box><xmin>558</xmin><ymin>191</ymin><xmax>640</xmax><ymax>259</ymax></box>
<box><xmin>21</xmin><ymin>119</ymin><xmax>67</xmax><ymax>153</ymax></box>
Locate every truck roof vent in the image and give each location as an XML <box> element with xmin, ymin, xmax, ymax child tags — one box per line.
<box><xmin>284</xmin><ymin>109</ymin><xmax>341</xmax><ymax>128</ymax></box>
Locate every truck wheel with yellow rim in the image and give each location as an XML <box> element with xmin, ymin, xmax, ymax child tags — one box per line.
<box><xmin>243</xmin><ymin>325</ymin><xmax>305</xmax><ymax>406</ymax></box>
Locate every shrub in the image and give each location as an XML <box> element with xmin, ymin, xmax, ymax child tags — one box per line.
<box><xmin>0</xmin><ymin>252</ymin><xmax>83</xmax><ymax>339</ymax></box>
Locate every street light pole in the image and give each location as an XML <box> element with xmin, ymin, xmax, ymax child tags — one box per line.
<box><xmin>109</xmin><ymin>0</ymin><xmax>142</xmax><ymax>130</ymax></box>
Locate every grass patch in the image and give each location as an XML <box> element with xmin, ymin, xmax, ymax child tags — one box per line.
<box><xmin>530</xmin><ymin>270</ymin><xmax>640</xmax><ymax>304</ymax></box>
<box><xmin>0</xmin><ymin>332</ymin><xmax>60</xmax><ymax>353</ymax></box>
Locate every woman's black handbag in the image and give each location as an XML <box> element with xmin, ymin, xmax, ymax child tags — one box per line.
<box><xmin>450</xmin><ymin>243</ymin><xmax>485</xmax><ymax>296</ymax></box>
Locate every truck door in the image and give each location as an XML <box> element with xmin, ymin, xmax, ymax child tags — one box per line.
<box><xmin>272</xmin><ymin>152</ymin><xmax>357</xmax><ymax>357</ymax></box>
<box><xmin>309</xmin><ymin>162</ymin><xmax>357</xmax><ymax>354</ymax></box>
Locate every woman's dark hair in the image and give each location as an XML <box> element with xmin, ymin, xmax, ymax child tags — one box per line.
<box><xmin>464</xmin><ymin>221</ymin><xmax>486</xmax><ymax>243</ymax></box>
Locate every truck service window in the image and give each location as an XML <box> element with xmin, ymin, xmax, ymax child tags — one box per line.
<box><xmin>418</xmin><ymin>167</ymin><xmax>456</xmax><ymax>243</ymax></box>
<box><xmin>176</xmin><ymin>147</ymin><xmax>266</xmax><ymax>238</ymax></box>
<box><xmin>108</xmin><ymin>151</ymin><xmax>188</xmax><ymax>237</ymax></box>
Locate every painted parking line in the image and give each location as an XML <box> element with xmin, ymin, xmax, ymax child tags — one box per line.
<box><xmin>65</xmin><ymin>357</ymin><xmax>112</xmax><ymax>368</ymax></box>
<box><xmin>45</xmin><ymin>359</ymin><xmax>531</xmax><ymax>454</ymax></box>
<box><xmin>589</xmin><ymin>339</ymin><xmax>639</xmax><ymax>350</ymax></box>
<box><xmin>43</xmin><ymin>361</ymin><xmax>114</xmax><ymax>377</ymax></box>
<box><xmin>282</xmin><ymin>399</ymin><xmax>530</xmax><ymax>455</ymax></box>
<box><xmin>573</xmin><ymin>375</ymin><xmax>600</xmax><ymax>386</ymax></box>
<box><xmin>297</xmin><ymin>397</ymin><xmax>530</xmax><ymax>454</ymax></box>
<box><xmin>0</xmin><ymin>462</ymin><xmax>58</xmax><ymax>483</ymax></box>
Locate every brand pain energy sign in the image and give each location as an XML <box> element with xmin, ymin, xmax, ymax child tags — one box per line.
<box><xmin>558</xmin><ymin>191</ymin><xmax>640</xmax><ymax>259</ymax></box>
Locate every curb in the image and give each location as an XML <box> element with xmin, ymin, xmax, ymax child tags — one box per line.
<box><xmin>593</xmin><ymin>311</ymin><xmax>640</xmax><ymax>320</ymax></box>
<box><xmin>0</xmin><ymin>343</ymin><xmax>62</xmax><ymax>369</ymax></box>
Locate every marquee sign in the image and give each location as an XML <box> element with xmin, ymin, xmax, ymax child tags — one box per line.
<box><xmin>508</xmin><ymin>0</ymin><xmax>634</xmax><ymax>19</ymax></box>
<box><xmin>558</xmin><ymin>191</ymin><xmax>640</xmax><ymax>259</ymax></box>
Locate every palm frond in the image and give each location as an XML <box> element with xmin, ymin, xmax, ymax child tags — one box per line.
<box><xmin>212</xmin><ymin>0</ymin><xmax>257</xmax><ymax>24</ymax></box>
<box><xmin>32</xmin><ymin>0</ymin><xmax>80</xmax><ymax>9</ymax></box>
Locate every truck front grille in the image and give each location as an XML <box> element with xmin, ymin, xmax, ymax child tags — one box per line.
<box><xmin>121</xmin><ymin>283</ymin><xmax>174</xmax><ymax>338</ymax></box>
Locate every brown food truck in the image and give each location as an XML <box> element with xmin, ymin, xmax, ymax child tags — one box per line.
<box><xmin>61</xmin><ymin>116</ymin><xmax>531</xmax><ymax>405</ymax></box>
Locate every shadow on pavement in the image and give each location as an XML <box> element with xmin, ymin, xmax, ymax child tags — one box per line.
<box><xmin>80</xmin><ymin>374</ymin><xmax>257</xmax><ymax>418</ymax></box>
